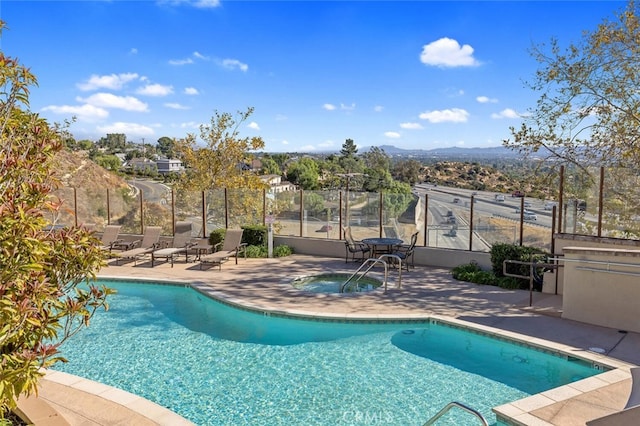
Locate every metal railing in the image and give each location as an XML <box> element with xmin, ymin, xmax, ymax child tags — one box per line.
<box><xmin>423</xmin><ymin>401</ymin><xmax>488</xmax><ymax>426</ymax></box>
<box><xmin>340</xmin><ymin>255</ymin><xmax>402</xmax><ymax>293</ymax></box>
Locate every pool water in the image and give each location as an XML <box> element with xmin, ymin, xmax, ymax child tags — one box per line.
<box><xmin>54</xmin><ymin>280</ymin><xmax>601</xmax><ymax>425</ymax></box>
<box><xmin>291</xmin><ymin>273</ymin><xmax>382</xmax><ymax>293</ymax></box>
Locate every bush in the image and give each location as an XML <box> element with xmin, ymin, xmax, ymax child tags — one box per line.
<box><xmin>241</xmin><ymin>225</ymin><xmax>267</xmax><ymax>247</ymax></box>
<box><xmin>273</xmin><ymin>245</ymin><xmax>293</xmax><ymax>257</ymax></box>
<box><xmin>245</xmin><ymin>244</ymin><xmax>268</xmax><ymax>258</ymax></box>
<box><xmin>208</xmin><ymin>229</ymin><xmax>226</xmax><ymax>247</ymax></box>
<box><xmin>490</xmin><ymin>243</ymin><xmax>549</xmax><ymax>290</ymax></box>
<box><xmin>452</xmin><ymin>262</ymin><xmax>498</xmax><ymax>286</ymax></box>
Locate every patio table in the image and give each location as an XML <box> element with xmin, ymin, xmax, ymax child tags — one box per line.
<box><xmin>361</xmin><ymin>237</ymin><xmax>403</xmax><ymax>258</ymax></box>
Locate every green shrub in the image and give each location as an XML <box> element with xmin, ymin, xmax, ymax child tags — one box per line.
<box><xmin>273</xmin><ymin>244</ymin><xmax>293</xmax><ymax>257</ymax></box>
<box><xmin>241</xmin><ymin>225</ymin><xmax>267</xmax><ymax>247</ymax></box>
<box><xmin>208</xmin><ymin>228</ymin><xmax>226</xmax><ymax>247</ymax></box>
<box><xmin>245</xmin><ymin>244</ymin><xmax>268</xmax><ymax>258</ymax></box>
<box><xmin>452</xmin><ymin>262</ymin><xmax>498</xmax><ymax>286</ymax></box>
<box><xmin>490</xmin><ymin>243</ymin><xmax>549</xmax><ymax>290</ymax></box>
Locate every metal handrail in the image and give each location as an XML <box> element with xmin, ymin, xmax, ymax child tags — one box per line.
<box><xmin>341</xmin><ymin>255</ymin><xmax>402</xmax><ymax>293</ymax></box>
<box><xmin>503</xmin><ymin>259</ymin><xmax>559</xmax><ymax>307</ymax></box>
<box><xmin>423</xmin><ymin>401</ymin><xmax>488</xmax><ymax>426</ymax></box>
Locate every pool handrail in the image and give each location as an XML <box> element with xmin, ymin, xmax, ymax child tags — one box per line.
<box><xmin>423</xmin><ymin>401</ymin><xmax>488</xmax><ymax>426</ymax></box>
<box><xmin>340</xmin><ymin>254</ymin><xmax>402</xmax><ymax>293</ymax></box>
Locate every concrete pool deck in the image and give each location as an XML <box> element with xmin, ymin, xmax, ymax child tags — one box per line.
<box><xmin>30</xmin><ymin>254</ymin><xmax>640</xmax><ymax>425</ymax></box>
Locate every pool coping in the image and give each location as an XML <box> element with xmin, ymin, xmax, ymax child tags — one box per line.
<box><xmin>87</xmin><ymin>274</ymin><xmax>637</xmax><ymax>426</ymax></box>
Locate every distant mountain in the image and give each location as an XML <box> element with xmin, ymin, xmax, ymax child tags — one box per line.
<box><xmin>364</xmin><ymin>144</ymin><xmax>519</xmax><ymax>159</ymax></box>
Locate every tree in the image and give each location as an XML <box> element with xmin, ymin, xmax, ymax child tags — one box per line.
<box><xmin>504</xmin><ymin>1</ymin><xmax>640</xmax><ymax>180</ymax></box>
<box><xmin>286</xmin><ymin>157</ymin><xmax>320</xmax><ymax>190</ymax></box>
<box><xmin>338</xmin><ymin>138</ymin><xmax>363</xmax><ymax>175</ymax></box>
<box><xmin>392</xmin><ymin>159</ymin><xmax>423</xmax><ymax>186</ymax></box>
<box><xmin>259</xmin><ymin>156</ymin><xmax>282</xmax><ymax>175</ymax></box>
<box><xmin>175</xmin><ymin>108</ymin><xmax>266</xmax><ymax>192</ymax></box>
<box><xmin>156</xmin><ymin>136</ymin><xmax>177</xmax><ymax>158</ymax></box>
<box><xmin>0</xmin><ymin>25</ymin><xmax>112</xmax><ymax>418</ymax></box>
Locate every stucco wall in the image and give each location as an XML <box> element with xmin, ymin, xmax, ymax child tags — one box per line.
<box><xmin>562</xmin><ymin>246</ymin><xmax>640</xmax><ymax>333</ymax></box>
<box><xmin>542</xmin><ymin>234</ymin><xmax>640</xmax><ymax>295</ymax></box>
<box><xmin>273</xmin><ymin>236</ymin><xmax>491</xmax><ymax>270</ymax></box>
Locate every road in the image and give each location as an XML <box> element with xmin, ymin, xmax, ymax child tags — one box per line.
<box><xmin>128</xmin><ymin>179</ymin><xmax>171</xmax><ymax>205</ymax></box>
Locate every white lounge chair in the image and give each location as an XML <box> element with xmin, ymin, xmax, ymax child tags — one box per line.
<box><xmin>114</xmin><ymin>226</ymin><xmax>162</xmax><ymax>265</ymax></box>
<box><xmin>199</xmin><ymin>229</ymin><xmax>246</xmax><ymax>270</ymax></box>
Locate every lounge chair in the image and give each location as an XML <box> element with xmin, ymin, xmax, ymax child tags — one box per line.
<box><xmin>151</xmin><ymin>222</ymin><xmax>195</xmax><ymax>267</ymax></box>
<box><xmin>114</xmin><ymin>226</ymin><xmax>162</xmax><ymax>265</ymax></box>
<box><xmin>99</xmin><ymin>225</ymin><xmax>123</xmax><ymax>252</ymax></box>
<box><xmin>343</xmin><ymin>226</ymin><xmax>370</xmax><ymax>263</ymax></box>
<box><xmin>199</xmin><ymin>229</ymin><xmax>246</xmax><ymax>270</ymax></box>
<box><xmin>391</xmin><ymin>231</ymin><xmax>418</xmax><ymax>271</ymax></box>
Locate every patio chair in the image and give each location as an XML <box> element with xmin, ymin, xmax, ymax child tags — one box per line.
<box><xmin>391</xmin><ymin>231</ymin><xmax>418</xmax><ymax>271</ymax></box>
<box><xmin>99</xmin><ymin>225</ymin><xmax>123</xmax><ymax>252</ymax></box>
<box><xmin>199</xmin><ymin>229</ymin><xmax>246</xmax><ymax>270</ymax></box>
<box><xmin>114</xmin><ymin>226</ymin><xmax>163</xmax><ymax>265</ymax></box>
<box><xmin>151</xmin><ymin>222</ymin><xmax>195</xmax><ymax>267</ymax></box>
<box><xmin>343</xmin><ymin>226</ymin><xmax>370</xmax><ymax>263</ymax></box>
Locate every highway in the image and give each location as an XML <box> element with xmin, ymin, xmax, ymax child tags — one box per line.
<box><xmin>413</xmin><ymin>184</ymin><xmax>554</xmax><ymax>250</ymax></box>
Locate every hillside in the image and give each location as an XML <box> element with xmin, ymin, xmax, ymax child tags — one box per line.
<box><xmin>51</xmin><ymin>150</ymin><xmax>130</xmax><ymax>226</ymax></box>
<box><xmin>420</xmin><ymin>161</ymin><xmax>541</xmax><ymax>196</ymax></box>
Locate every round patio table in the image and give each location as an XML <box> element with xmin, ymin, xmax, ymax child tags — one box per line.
<box><xmin>361</xmin><ymin>237</ymin><xmax>403</xmax><ymax>258</ymax></box>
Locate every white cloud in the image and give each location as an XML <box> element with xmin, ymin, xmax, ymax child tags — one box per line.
<box><xmin>136</xmin><ymin>83</ymin><xmax>174</xmax><ymax>97</ymax></box>
<box><xmin>158</xmin><ymin>0</ymin><xmax>220</xmax><ymax>9</ymax></box>
<box><xmin>184</xmin><ymin>87</ymin><xmax>199</xmax><ymax>95</ymax></box>
<box><xmin>193</xmin><ymin>51</ymin><xmax>209</xmax><ymax>60</ymax></box>
<box><xmin>41</xmin><ymin>104</ymin><xmax>109</xmax><ymax>120</ymax></box>
<box><xmin>129</xmin><ymin>48</ymin><xmax>138</xmax><ymax>55</ymax></box>
<box><xmin>477</xmin><ymin>95</ymin><xmax>498</xmax><ymax>103</ymax></box>
<box><xmin>281</xmin><ymin>140</ymin><xmax>289</xmax><ymax>145</ymax></box>
<box><xmin>77</xmin><ymin>93</ymin><xmax>148</xmax><ymax>112</ymax></box>
<box><xmin>299</xmin><ymin>145</ymin><xmax>316</xmax><ymax>151</ymax></box>
<box><xmin>419</xmin><ymin>108</ymin><xmax>469</xmax><ymax>123</ymax></box>
<box><xmin>96</xmin><ymin>122</ymin><xmax>155</xmax><ymax>136</ymax></box>
<box><xmin>318</xmin><ymin>140</ymin><xmax>334</xmax><ymax>148</ymax></box>
<box><xmin>323</xmin><ymin>103</ymin><xmax>336</xmax><ymax>111</ymax></box>
<box><xmin>275</xmin><ymin>114</ymin><xmax>288</xmax><ymax>121</ymax></box>
<box><xmin>420</xmin><ymin>37</ymin><xmax>480</xmax><ymax>68</ymax></box>
<box><xmin>374</xmin><ymin>105</ymin><xmax>384</xmax><ymax>112</ymax></box>
<box><xmin>179</xmin><ymin>121</ymin><xmax>200</xmax><ymax>129</ymax></box>
<box><xmin>385</xmin><ymin>131</ymin><xmax>401</xmax><ymax>139</ymax></box>
<box><xmin>340</xmin><ymin>103</ymin><xmax>356</xmax><ymax>111</ymax></box>
<box><xmin>164</xmin><ymin>103</ymin><xmax>189</xmax><ymax>110</ymax></box>
<box><xmin>169</xmin><ymin>57</ymin><xmax>194</xmax><ymax>66</ymax></box>
<box><xmin>400</xmin><ymin>122</ymin><xmax>423</xmax><ymax>130</ymax></box>
<box><xmin>221</xmin><ymin>59</ymin><xmax>249</xmax><ymax>72</ymax></box>
<box><xmin>77</xmin><ymin>73</ymin><xmax>139</xmax><ymax>91</ymax></box>
<box><xmin>247</xmin><ymin>121</ymin><xmax>260</xmax><ymax>130</ymax></box>
<box><xmin>491</xmin><ymin>108</ymin><xmax>521</xmax><ymax>119</ymax></box>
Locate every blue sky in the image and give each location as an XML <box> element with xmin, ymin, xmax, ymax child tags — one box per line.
<box><xmin>0</xmin><ymin>0</ymin><xmax>627</xmax><ymax>153</ymax></box>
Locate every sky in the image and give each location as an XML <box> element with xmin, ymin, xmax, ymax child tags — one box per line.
<box><xmin>0</xmin><ymin>0</ymin><xmax>628</xmax><ymax>153</ymax></box>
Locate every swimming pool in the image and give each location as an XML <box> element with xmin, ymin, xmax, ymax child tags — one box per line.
<box><xmin>54</xmin><ymin>279</ymin><xmax>602</xmax><ymax>425</ymax></box>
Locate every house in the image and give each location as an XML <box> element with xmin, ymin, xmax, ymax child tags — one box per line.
<box><xmin>259</xmin><ymin>174</ymin><xmax>296</xmax><ymax>193</ymax></box>
<box><xmin>156</xmin><ymin>158</ymin><xmax>184</xmax><ymax>175</ymax></box>
<box><xmin>128</xmin><ymin>158</ymin><xmax>157</xmax><ymax>173</ymax></box>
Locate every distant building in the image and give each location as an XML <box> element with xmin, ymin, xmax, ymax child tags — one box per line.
<box><xmin>260</xmin><ymin>174</ymin><xmax>296</xmax><ymax>193</ymax></box>
<box><xmin>128</xmin><ymin>157</ymin><xmax>157</xmax><ymax>173</ymax></box>
<box><xmin>156</xmin><ymin>158</ymin><xmax>184</xmax><ymax>175</ymax></box>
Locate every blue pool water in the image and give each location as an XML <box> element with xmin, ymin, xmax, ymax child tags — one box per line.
<box><xmin>290</xmin><ymin>273</ymin><xmax>382</xmax><ymax>293</ymax></box>
<box><xmin>54</xmin><ymin>280</ymin><xmax>601</xmax><ymax>425</ymax></box>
